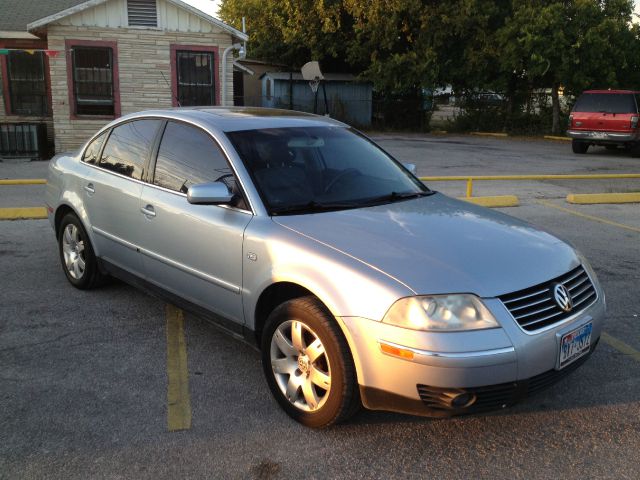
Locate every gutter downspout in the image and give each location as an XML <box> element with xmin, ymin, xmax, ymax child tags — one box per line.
<box><xmin>221</xmin><ymin>44</ymin><xmax>244</xmax><ymax>107</ymax></box>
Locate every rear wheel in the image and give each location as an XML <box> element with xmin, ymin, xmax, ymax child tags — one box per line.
<box><xmin>572</xmin><ymin>140</ymin><xmax>589</xmax><ymax>154</ymax></box>
<box><xmin>58</xmin><ymin>213</ymin><xmax>107</xmax><ymax>289</ymax></box>
<box><xmin>261</xmin><ymin>296</ymin><xmax>360</xmax><ymax>427</ymax></box>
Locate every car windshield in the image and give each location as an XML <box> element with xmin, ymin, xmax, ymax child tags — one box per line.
<box><xmin>573</xmin><ymin>93</ymin><xmax>638</xmax><ymax>114</ymax></box>
<box><xmin>226</xmin><ymin>126</ymin><xmax>431</xmax><ymax>215</ymax></box>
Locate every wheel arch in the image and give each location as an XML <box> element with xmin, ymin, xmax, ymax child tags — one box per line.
<box><xmin>253</xmin><ymin>281</ymin><xmax>365</xmax><ymax>385</ymax></box>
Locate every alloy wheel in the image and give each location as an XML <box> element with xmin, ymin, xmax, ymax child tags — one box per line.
<box><xmin>61</xmin><ymin>223</ymin><xmax>86</xmax><ymax>280</ymax></box>
<box><xmin>270</xmin><ymin>319</ymin><xmax>332</xmax><ymax>412</ymax></box>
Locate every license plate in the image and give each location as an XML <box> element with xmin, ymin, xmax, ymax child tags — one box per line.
<box><xmin>590</xmin><ymin>132</ymin><xmax>607</xmax><ymax>139</ymax></box>
<box><xmin>558</xmin><ymin>322</ymin><xmax>592</xmax><ymax>369</ymax></box>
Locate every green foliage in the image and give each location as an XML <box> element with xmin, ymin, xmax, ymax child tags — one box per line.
<box><xmin>220</xmin><ymin>0</ymin><xmax>640</xmax><ymax>132</ymax></box>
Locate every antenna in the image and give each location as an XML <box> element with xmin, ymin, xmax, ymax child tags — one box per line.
<box><xmin>161</xmin><ymin>70</ymin><xmax>181</xmax><ymax>107</ymax></box>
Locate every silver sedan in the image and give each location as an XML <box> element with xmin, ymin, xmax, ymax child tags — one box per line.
<box><xmin>45</xmin><ymin>108</ymin><xmax>605</xmax><ymax>427</ymax></box>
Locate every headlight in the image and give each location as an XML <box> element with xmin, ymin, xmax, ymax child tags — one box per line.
<box><xmin>383</xmin><ymin>295</ymin><xmax>499</xmax><ymax>332</ymax></box>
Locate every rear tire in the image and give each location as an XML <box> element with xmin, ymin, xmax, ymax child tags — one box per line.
<box><xmin>261</xmin><ymin>296</ymin><xmax>360</xmax><ymax>428</ymax></box>
<box><xmin>572</xmin><ymin>140</ymin><xmax>589</xmax><ymax>154</ymax></box>
<box><xmin>58</xmin><ymin>213</ymin><xmax>107</xmax><ymax>289</ymax></box>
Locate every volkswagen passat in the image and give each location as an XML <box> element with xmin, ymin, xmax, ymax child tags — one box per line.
<box><xmin>45</xmin><ymin>108</ymin><xmax>605</xmax><ymax>427</ymax></box>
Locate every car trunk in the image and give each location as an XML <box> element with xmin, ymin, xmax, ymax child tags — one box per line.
<box><xmin>571</xmin><ymin>93</ymin><xmax>638</xmax><ymax>132</ymax></box>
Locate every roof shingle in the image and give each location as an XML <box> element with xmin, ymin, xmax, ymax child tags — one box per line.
<box><xmin>0</xmin><ymin>0</ymin><xmax>87</xmax><ymax>32</ymax></box>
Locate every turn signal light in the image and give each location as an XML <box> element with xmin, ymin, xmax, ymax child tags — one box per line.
<box><xmin>379</xmin><ymin>342</ymin><xmax>415</xmax><ymax>360</ymax></box>
<box><xmin>569</xmin><ymin>114</ymin><xmax>574</xmax><ymax>127</ymax></box>
<box><xmin>631</xmin><ymin>116</ymin><xmax>639</xmax><ymax>129</ymax></box>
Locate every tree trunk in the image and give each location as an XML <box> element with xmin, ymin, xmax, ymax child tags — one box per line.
<box><xmin>551</xmin><ymin>82</ymin><xmax>560</xmax><ymax>135</ymax></box>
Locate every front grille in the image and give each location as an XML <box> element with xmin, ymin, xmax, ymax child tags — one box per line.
<box><xmin>499</xmin><ymin>265</ymin><xmax>597</xmax><ymax>332</ymax></box>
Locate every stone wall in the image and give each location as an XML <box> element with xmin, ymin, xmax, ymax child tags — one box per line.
<box><xmin>47</xmin><ymin>25</ymin><xmax>234</xmax><ymax>152</ymax></box>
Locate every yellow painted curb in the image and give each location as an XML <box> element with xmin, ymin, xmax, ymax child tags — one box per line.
<box><xmin>0</xmin><ymin>207</ymin><xmax>48</xmax><ymax>220</ymax></box>
<box><xmin>544</xmin><ymin>135</ymin><xmax>572</xmax><ymax>142</ymax></box>
<box><xmin>471</xmin><ymin>132</ymin><xmax>508</xmax><ymax>138</ymax></box>
<box><xmin>567</xmin><ymin>192</ymin><xmax>640</xmax><ymax>204</ymax></box>
<box><xmin>0</xmin><ymin>178</ymin><xmax>47</xmax><ymax>185</ymax></box>
<box><xmin>458</xmin><ymin>195</ymin><xmax>519</xmax><ymax>207</ymax></box>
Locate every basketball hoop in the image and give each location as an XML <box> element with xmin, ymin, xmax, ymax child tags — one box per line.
<box><xmin>309</xmin><ymin>79</ymin><xmax>320</xmax><ymax>93</ymax></box>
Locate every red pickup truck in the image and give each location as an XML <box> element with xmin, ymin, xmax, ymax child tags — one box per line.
<box><xmin>567</xmin><ymin>90</ymin><xmax>640</xmax><ymax>154</ymax></box>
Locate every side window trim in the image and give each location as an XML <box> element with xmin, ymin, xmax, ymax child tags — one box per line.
<box><xmin>144</xmin><ymin>119</ymin><xmax>168</xmax><ymax>183</ymax></box>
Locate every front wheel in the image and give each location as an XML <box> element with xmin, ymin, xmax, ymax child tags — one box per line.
<box><xmin>572</xmin><ymin>139</ymin><xmax>589</xmax><ymax>154</ymax></box>
<box><xmin>58</xmin><ymin>212</ymin><xmax>107</xmax><ymax>289</ymax></box>
<box><xmin>261</xmin><ymin>296</ymin><xmax>360</xmax><ymax>427</ymax></box>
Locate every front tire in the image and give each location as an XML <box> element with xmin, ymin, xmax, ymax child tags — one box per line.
<box><xmin>261</xmin><ymin>296</ymin><xmax>360</xmax><ymax>427</ymax></box>
<box><xmin>572</xmin><ymin>139</ymin><xmax>589</xmax><ymax>154</ymax></box>
<box><xmin>58</xmin><ymin>212</ymin><xmax>107</xmax><ymax>289</ymax></box>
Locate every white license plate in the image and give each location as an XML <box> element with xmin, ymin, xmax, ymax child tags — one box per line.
<box><xmin>558</xmin><ymin>322</ymin><xmax>592</xmax><ymax>369</ymax></box>
<box><xmin>590</xmin><ymin>132</ymin><xmax>607</xmax><ymax>139</ymax></box>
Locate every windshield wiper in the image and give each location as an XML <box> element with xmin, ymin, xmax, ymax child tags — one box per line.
<box><xmin>271</xmin><ymin>200</ymin><xmax>361</xmax><ymax>216</ymax></box>
<box><xmin>361</xmin><ymin>190</ymin><xmax>435</xmax><ymax>206</ymax></box>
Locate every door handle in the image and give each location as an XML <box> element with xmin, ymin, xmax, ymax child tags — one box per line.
<box><xmin>141</xmin><ymin>205</ymin><xmax>156</xmax><ymax>217</ymax></box>
<box><xmin>84</xmin><ymin>183</ymin><xmax>95</xmax><ymax>194</ymax></box>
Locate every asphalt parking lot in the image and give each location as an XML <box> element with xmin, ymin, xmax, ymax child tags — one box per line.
<box><xmin>1</xmin><ymin>134</ymin><xmax>639</xmax><ymax>479</ymax></box>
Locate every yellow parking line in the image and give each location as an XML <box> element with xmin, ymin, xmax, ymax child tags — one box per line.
<box><xmin>166</xmin><ymin>304</ymin><xmax>192</xmax><ymax>431</ymax></box>
<box><xmin>0</xmin><ymin>207</ymin><xmax>48</xmax><ymax>220</ymax></box>
<box><xmin>536</xmin><ymin>200</ymin><xmax>640</xmax><ymax>234</ymax></box>
<box><xmin>544</xmin><ymin>135</ymin><xmax>572</xmax><ymax>142</ymax></box>
<box><xmin>0</xmin><ymin>178</ymin><xmax>47</xmax><ymax>185</ymax></box>
<box><xmin>601</xmin><ymin>332</ymin><xmax>640</xmax><ymax>362</ymax></box>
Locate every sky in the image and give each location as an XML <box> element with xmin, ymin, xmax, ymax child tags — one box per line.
<box><xmin>183</xmin><ymin>0</ymin><xmax>220</xmax><ymax>18</ymax></box>
<box><xmin>184</xmin><ymin>1</ymin><xmax>640</xmax><ymax>24</ymax></box>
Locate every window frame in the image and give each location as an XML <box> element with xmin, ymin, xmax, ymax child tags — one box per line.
<box><xmin>0</xmin><ymin>41</ymin><xmax>52</xmax><ymax>117</ymax></box>
<box><xmin>147</xmin><ymin>119</ymin><xmax>253</xmax><ymax>214</ymax></box>
<box><xmin>65</xmin><ymin>39</ymin><xmax>121</xmax><ymax>120</ymax></box>
<box><xmin>169</xmin><ymin>44</ymin><xmax>220</xmax><ymax>107</ymax></box>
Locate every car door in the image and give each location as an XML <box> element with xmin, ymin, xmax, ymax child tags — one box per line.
<box><xmin>81</xmin><ymin>119</ymin><xmax>163</xmax><ymax>277</ymax></box>
<box><xmin>138</xmin><ymin>121</ymin><xmax>253</xmax><ymax>327</ymax></box>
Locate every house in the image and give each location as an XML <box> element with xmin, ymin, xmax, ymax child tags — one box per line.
<box><xmin>233</xmin><ymin>58</ymin><xmax>287</xmax><ymax>107</ymax></box>
<box><xmin>259</xmin><ymin>72</ymin><xmax>373</xmax><ymax>127</ymax></box>
<box><xmin>0</xmin><ymin>0</ymin><xmax>247</xmax><ymax>157</ymax></box>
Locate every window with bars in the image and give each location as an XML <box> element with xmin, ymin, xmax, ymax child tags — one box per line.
<box><xmin>7</xmin><ymin>51</ymin><xmax>47</xmax><ymax>116</ymax></box>
<box><xmin>127</xmin><ymin>0</ymin><xmax>158</xmax><ymax>27</ymax></box>
<box><xmin>176</xmin><ymin>51</ymin><xmax>216</xmax><ymax>106</ymax></box>
<box><xmin>72</xmin><ymin>47</ymin><xmax>114</xmax><ymax>116</ymax></box>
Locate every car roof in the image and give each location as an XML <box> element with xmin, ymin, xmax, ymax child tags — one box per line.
<box><xmin>582</xmin><ymin>90</ymin><xmax>640</xmax><ymax>94</ymax></box>
<box><xmin>113</xmin><ymin>107</ymin><xmax>349</xmax><ymax>133</ymax></box>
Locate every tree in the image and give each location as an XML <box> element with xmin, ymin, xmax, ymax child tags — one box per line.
<box><xmin>219</xmin><ymin>0</ymin><xmax>353</xmax><ymax>70</ymax></box>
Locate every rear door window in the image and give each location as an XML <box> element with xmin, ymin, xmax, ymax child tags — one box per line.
<box><xmin>573</xmin><ymin>93</ymin><xmax>637</xmax><ymax>114</ymax></box>
<box><xmin>99</xmin><ymin>119</ymin><xmax>162</xmax><ymax>179</ymax></box>
<box><xmin>82</xmin><ymin>131</ymin><xmax>107</xmax><ymax>165</ymax></box>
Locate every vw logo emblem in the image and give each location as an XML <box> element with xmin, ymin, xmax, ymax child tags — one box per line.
<box><xmin>553</xmin><ymin>284</ymin><xmax>573</xmax><ymax>312</ymax></box>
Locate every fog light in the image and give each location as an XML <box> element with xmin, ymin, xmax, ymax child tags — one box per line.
<box><xmin>450</xmin><ymin>392</ymin><xmax>476</xmax><ymax>408</ymax></box>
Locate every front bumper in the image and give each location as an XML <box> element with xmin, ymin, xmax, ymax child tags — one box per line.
<box><xmin>339</xmin><ymin>288</ymin><xmax>606</xmax><ymax>417</ymax></box>
<box><xmin>567</xmin><ymin>129</ymin><xmax>639</xmax><ymax>143</ymax></box>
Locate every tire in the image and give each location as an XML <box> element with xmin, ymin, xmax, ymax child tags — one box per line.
<box><xmin>572</xmin><ymin>139</ymin><xmax>589</xmax><ymax>154</ymax></box>
<box><xmin>261</xmin><ymin>296</ymin><xmax>360</xmax><ymax>427</ymax></box>
<box><xmin>58</xmin><ymin>212</ymin><xmax>107</xmax><ymax>289</ymax></box>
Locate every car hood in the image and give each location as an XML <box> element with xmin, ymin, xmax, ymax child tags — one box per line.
<box><xmin>273</xmin><ymin>193</ymin><xmax>580</xmax><ymax>298</ymax></box>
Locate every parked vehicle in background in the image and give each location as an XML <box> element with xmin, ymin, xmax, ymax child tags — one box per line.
<box><xmin>567</xmin><ymin>90</ymin><xmax>640</xmax><ymax>154</ymax></box>
<box><xmin>45</xmin><ymin>108</ymin><xmax>606</xmax><ymax>428</ymax></box>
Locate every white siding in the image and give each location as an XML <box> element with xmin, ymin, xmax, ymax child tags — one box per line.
<box><xmin>56</xmin><ymin>0</ymin><xmax>221</xmax><ymax>33</ymax></box>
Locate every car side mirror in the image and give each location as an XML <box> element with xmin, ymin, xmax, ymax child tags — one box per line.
<box><xmin>403</xmin><ymin>163</ymin><xmax>417</xmax><ymax>175</ymax></box>
<box><xmin>187</xmin><ymin>182</ymin><xmax>234</xmax><ymax>205</ymax></box>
